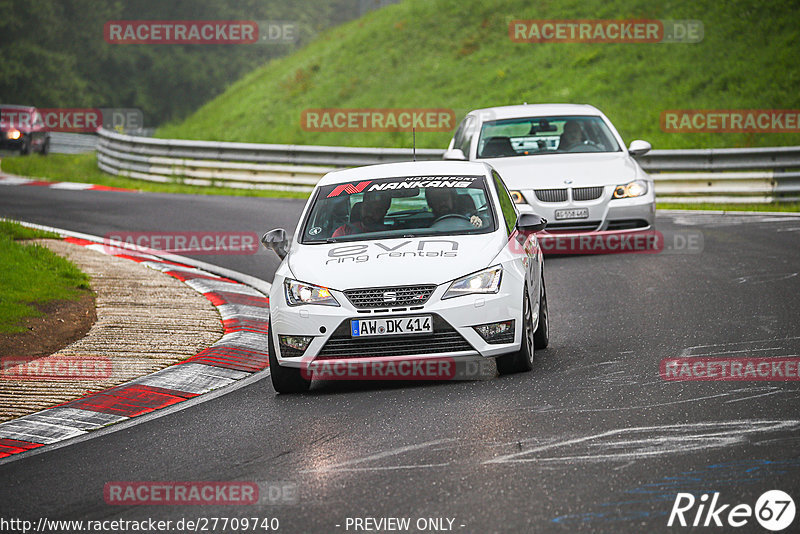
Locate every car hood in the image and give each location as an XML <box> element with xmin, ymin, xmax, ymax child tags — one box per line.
<box><xmin>287</xmin><ymin>233</ymin><xmax>506</xmax><ymax>290</ymax></box>
<box><xmin>485</xmin><ymin>152</ymin><xmax>641</xmax><ymax>188</ymax></box>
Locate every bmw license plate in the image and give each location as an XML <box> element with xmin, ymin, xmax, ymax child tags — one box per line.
<box><xmin>554</xmin><ymin>208</ymin><xmax>589</xmax><ymax>220</ymax></box>
<box><xmin>351</xmin><ymin>316</ymin><xmax>432</xmax><ymax>337</ymax></box>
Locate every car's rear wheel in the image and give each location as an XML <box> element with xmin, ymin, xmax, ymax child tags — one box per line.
<box><xmin>268</xmin><ymin>319</ymin><xmax>311</xmax><ymax>394</ymax></box>
<box><xmin>496</xmin><ymin>287</ymin><xmax>534</xmax><ymax>374</ymax></box>
<box><xmin>20</xmin><ymin>137</ymin><xmax>31</xmax><ymax>155</ymax></box>
<box><xmin>40</xmin><ymin>137</ymin><xmax>50</xmax><ymax>155</ymax></box>
<box><xmin>533</xmin><ymin>274</ymin><xmax>549</xmax><ymax>350</ymax></box>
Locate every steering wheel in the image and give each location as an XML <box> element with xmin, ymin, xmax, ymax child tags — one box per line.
<box><xmin>432</xmin><ymin>214</ymin><xmax>471</xmax><ymax>225</ymax></box>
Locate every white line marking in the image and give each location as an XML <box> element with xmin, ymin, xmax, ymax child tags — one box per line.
<box><xmin>300</xmin><ymin>439</ymin><xmax>456</xmax><ymax>473</ymax></box>
<box><xmin>680</xmin><ymin>336</ymin><xmax>800</xmax><ymax>357</ymax></box>
<box><xmin>724</xmin><ymin>390</ymin><xmax>787</xmax><ymax>404</ymax></box>
<box><xmin>483</xmin><ymin>420</ymin><xmax>800</xmax><ymax>464</ymax></box>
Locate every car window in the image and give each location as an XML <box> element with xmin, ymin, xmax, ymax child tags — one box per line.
<box><xmin>492</xmin><ymin>170</ymin><xmax>517</xmax><ymax>235</ymax></box>
<box><xmin>300</xmin><ymin>175</ymin><xmax>497</xmax><ymax>243</ymax></box>
<box><xmin>477</xmin><ymin>115</ymin><xmax>621</xmax><ymax>159</ymax></box>
<box><xmin>457</xmin><ymin>116</ymin><xmax>475</xmax><ymax>155</ymax></box>
<box><xmin>451</xmin><ymin>116</ymin><xmax>475</xmax><ymax>156</ymax></box>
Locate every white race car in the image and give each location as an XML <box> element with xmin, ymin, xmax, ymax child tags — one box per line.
<box><xmin>444</xmin><ymin>104</ymin><xmax>655</xmax><ymax>233</ymax></box>
<box><xmin>262</xmin><ymin>161</ymin><xmax>549</xmax><ymax>393</ymax></box>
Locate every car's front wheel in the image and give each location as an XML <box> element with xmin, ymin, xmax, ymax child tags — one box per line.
<box><xmin>20</xmin><ymin>137</ymin><xmax>31</xmax><ymax>155</ymax></box>
<box><xmin>533</xmin><ymin>274</ymin><xmax>548</xmax><ymax>350</ymax></box>
<box><xmin>268</xmin><ymin>319</ymin><xmax>311</xmax><ymax>394</ymax></box>
<box><xmin>496</xmin><ymin>287</ymin><xmax>534</xmax><ymax>374</ymax></box>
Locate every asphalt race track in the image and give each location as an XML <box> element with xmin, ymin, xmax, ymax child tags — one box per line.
<box><xmin>1</xmin><ymin>186</ymin><xmax>799</xmax><ymax>533</ymax></box>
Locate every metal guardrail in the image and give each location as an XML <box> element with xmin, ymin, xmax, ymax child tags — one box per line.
<box><xmin>49</xmin><ymin>132</ymin><xmax>98</xmax><ymax>154</ymax></box>
<box><xmin>97</xmin><ymin>128</ymin><xmax>800</xmax><ymax>201</ymax></box>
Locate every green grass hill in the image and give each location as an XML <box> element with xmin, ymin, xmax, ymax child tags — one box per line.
<box><xmin>157</xmin><ymin>0</ymin><xmax>800</xmax><ymax>150</ymax></box>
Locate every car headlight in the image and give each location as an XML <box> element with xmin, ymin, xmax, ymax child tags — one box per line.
<box><xmin>443</xmin><ymin>266</ymin><xmax>502</xmax><ymax>299</ymax></box>
<box><xmin>612</xmin><ymin>180</ymin><xmax>648</xmax><ymax>199</ymax></box>
<box><xmin>7</xmin><ymin>129</ymin><xmax>21</xmax><ymax>140</ymax></box>
<box><xmin>509</xmin><ymin>190</ymin><xmax>526</xmax><ymax>204</ymax></box>
<box><xmin>284</xmin><ymin>279</ymin><xmax>339</xmax><ymax>306</ymax></box>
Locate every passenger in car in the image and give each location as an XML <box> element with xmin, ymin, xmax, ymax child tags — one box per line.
<box><xmin>332</xmin><ymin>193</ymin><xmax>391</xmax><ymax>237</ymax></box>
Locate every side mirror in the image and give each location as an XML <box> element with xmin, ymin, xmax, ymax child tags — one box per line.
<box><xmin>628</xmin><ymin>140</ymin><xmax>651</xmax><ymax>157</ymax></box>
<box><xmin>443</xmin><ymin>148</ymin><xmax>467</xmax><ymax>161</ymax></box>
<box><xmin>516</xmin><ymin>213</ymin><xmax>547</xmax><ymax>233</ymax></box>
<box><xmin>261</xmin><ymin>228</ymin><xmax>289</xmax><ymax>259</ymax></box>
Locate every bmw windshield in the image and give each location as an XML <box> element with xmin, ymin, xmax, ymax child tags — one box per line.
<box><xmin>477</xmin><ymin>115</ymin><xmax>621</xmax><ymax>158</ymax></box>
<box><xmin>300</xmin><ymin>175</ymin><xmax>497</xmax><ymax>243</ymax></box>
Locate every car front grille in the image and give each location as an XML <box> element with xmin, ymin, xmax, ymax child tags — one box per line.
<box><xmin>316</xmin><ymin>315</ymin><xmax>474</xmax><ymax>359</ymax></box>
<box><xmin>534</xmin><ymin>188</ymin><xmax>568</xmax><ymax>202</ymax></box>
<box><xmin>345</xmin><ymin>285</ymin><xmax>436</xmax><ymax>309</ymax></box>
<box><xmin>572</xmin><ymin>186</ymin><xmax>604</xmax><ymax>201</ymax></box>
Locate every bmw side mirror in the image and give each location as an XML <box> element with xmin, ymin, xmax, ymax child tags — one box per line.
<box><xmin>443</xmin><ymin>148</ymin><xmax>467</xmax><ymax>161</ymax></box>
<box><xmin>628</xmin><ymin>139</ymin><xmax>651</xmax><ymax>157</ymax></box>
<box><xmin>261</xmin><ymin>228</ymin><xmax>289</xmax><ymax>259</ymax></box>
<box><xmin>516</xmin><ymin>213</ymin><xmax>547</xmax><ymax>233</ymax></box>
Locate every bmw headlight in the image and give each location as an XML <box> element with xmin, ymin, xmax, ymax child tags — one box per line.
<box><xmin>612</xmin><ymin>180</ymin><xmax>648</xmax><ymax>199</ymax></box>
<box><xmin>284</xmin><ymin>279</ymin><xmax>339</xmax><ymax>306</ymax></box>
<box><xmin>443</xmin><ymin>266</ymin><xmax>502</xmax><ymax>299</ymax></box>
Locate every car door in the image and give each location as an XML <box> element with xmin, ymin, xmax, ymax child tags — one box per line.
<box><xmin>492</xmin><ymin>169</ymin><xmax>540</xmax><ymax>315</ymax></box>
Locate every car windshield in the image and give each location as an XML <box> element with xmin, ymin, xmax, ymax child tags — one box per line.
<box><xmin>301</xmin><ymin>175</ymin><xmax>496</xmax><ymax>243</ymax></box>
<box><xmin>476</xmin><ymin>115</ymin><xmax>621</xmax><ymax>158</ymax></box>
<box><xmin>0</xmin><ymin>107</ymin><xmax>33</xmax><ymax>129</ymax></box>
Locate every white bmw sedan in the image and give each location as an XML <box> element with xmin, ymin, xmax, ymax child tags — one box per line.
<box><xmin>262</xmin><ymin>161</ymin><xmax>548</xmax><ymax>393</ymax></box>
<box><xmin>444</xmin><ymin>104</ymin><xmax>655</xmax><ymax>233</ymax></box>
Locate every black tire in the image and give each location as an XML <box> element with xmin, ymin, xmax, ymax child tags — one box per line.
<box><xmin>268</xmin><ymin>319</ymin><xmax>311</xmax><ymax>394</ymax></box>
<box><xmin>20</xmin><ymin>137</ymin><xmax>31</xmax><ymax>155</ymax></box>
<box><xmin>39</xmin><ymin>137</ymin><xmax>50</xmax><ymax>155</ymax></box>
<box><xmin>533</xmin><ymin>275</ymin><xmax>549</xmax><ymax>350</ymax></box>
<box><xmin>496</xmin><ymin>287</ymin><xmax>534</xmax><ymax>374</ymax></box>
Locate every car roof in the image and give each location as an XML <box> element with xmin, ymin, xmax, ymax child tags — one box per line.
<box><xmin>0</xmin><ymin>104</ymin><xmax>36</xmax><ymax>111</ymax></box>
<box><xmin>467</xmin><ymin>103</ymin><xmax>604</xmax><ymax>121</ymax></box>
<box><xmin>316</xmin><ymin>160</ymin><xmax>491</xmax><ymax>187</ymax></box>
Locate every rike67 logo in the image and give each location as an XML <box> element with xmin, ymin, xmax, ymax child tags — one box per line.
<box><xmin>668</xmin><ymin>490</ymin><xmax>795</xmax><ymax>531</ymax></box>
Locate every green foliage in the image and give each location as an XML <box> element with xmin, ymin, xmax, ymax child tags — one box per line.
<box><xmin>0</xmin><ymin>220</ymin><xmax>60</xmax><ymax>240</ymax></box>
<box><xmin>159</xmin><ymin>0</ymin><xmax>800</xmax><ymax>149</ymax></box>
<box><xmin>0</xmin><ymin>229</ymin><xmax>90</xmax><ymax>334</ymax></box>
<box><xmin>0</xmin><ymin>0</ymin><xmax>381</xmax><ymax>126</ymax></box>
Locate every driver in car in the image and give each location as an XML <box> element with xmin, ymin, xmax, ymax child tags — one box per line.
<box><xmin>425</xmin><ymin>188</ymin><xmax>483</xmax><ymax>228</ymax></box>
<box><xmin>558</xmin><ymin>120</ymin><xmax>587</xmax><ymax>151</ymax></box>
<box><xmin>332</xmin><ymin>192</ymin><xmax>391</xmax><ymax>237</ymax></box>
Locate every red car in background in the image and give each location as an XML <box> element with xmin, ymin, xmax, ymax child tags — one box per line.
<box><xmin>0</xmin><ymin>105</ymin><xmax>50</xmax><ymax>155</ymax></box>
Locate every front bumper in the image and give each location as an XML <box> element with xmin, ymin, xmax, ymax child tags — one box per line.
<box><xmin>0</xmin><ymin>133</ymin><xmax>24</xmax><ymax>150</ymax></box>
<box><xmin>269</xmin><ymin>278</ymin><xmax>525</xmax><ymax>368</ymax></box>
<box><xmin>515</xmin><ymin>184</ymin><xmax>655</xmax><ymax>232</ymax></box>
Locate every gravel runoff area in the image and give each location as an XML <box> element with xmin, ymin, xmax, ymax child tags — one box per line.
<box><xmin>0</xmin><ymin>239</ymin><xmax>223</xmax><ymax>422</ymax></box>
